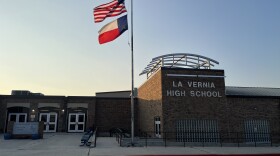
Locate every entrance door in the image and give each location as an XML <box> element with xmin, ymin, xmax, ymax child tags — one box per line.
<box><xmin>155</xmin><ymin>117</ymin><xmax>161</xmax><ymax>138</ymax></box>
<box><xmin>39</xmin><ymin>113</ymin><xmax>57</xmax><ymax>132</ymax></box>
<box><xmin>68</xmin><ymin>113</ymin><xmax>85</xmax><ymax>132</ymax></box>
<box><xmin>8</xmin><ymin>113</ymin><xmax>27</xmax><ymax>123</ymax></box>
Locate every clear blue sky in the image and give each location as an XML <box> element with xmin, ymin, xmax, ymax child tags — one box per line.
<box><xmin>1</xmin><ymin>0</ymin><xmax>280</xmax><ymax>96</ymax></box>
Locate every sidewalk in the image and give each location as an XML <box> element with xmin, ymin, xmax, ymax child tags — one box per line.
<box><xmin>1</xmin><ymin>133</ymin><xmax>280</xmax><ymax>156</ymax></box>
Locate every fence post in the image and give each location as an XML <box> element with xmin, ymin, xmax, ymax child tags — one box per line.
<box><xmin>270</xmin><ymin>133</ymin><xmax>272</xmax><ymax>147</ymax></box>
<box><xmin>237</xmin><ymin>132</ymin><xmax>239</xmax><ymax>147</ymax></box>
<box><xmin>95</xmin><ymin>130</ymin><xmax>97</xmax><ymax>147</ymax></box>
<box><xmin>202</xmin><ymin>132</ymin><xmax>205</xmax><ymax>147</ymax></box>
<box><xmin>120</xmin><ymin>134</ymin><xmax>122</xmax><ymax>147</ymax></box>
<box><xmin>164</xmin><ymin>132</ymin><xmax>167</xmax><ymax>147</ymax></box>
<box><xmin>145</xmin><ymin>132</ymin><xmax>147</xmax><ymax>147</ymax></box>
<box><xmin>220</xmin><ymin>132</ymin><xmax>222</xmax><ymax>147</ymax></box>
<box><xmin>254</xmin><ymin>132</ymin><xmax>257</xmax><ymax>147</ymax></box>
<box><xmin>184</xmin><ymin>140</ymin><xmax>186</xmax><ymax>147</ymax></box>
<box><xmin>184</xmin><ymin>133</ymin><xmax>186</xmax><ymax>147</ymax></box>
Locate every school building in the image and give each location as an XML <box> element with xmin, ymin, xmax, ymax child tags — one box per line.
<box><xmin>1</xmin><ymin>53</ymin><xmax>279</xmax><ymax>144</ymax></box>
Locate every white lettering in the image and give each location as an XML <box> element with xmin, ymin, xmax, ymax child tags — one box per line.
<box><xmin>212</xmin><ymin>91</ymin><xmax>217</xmax><ymax>97</ymax></box>
<box><xmin>198</xmin><ymin>82</ymin><xmax>202</xmax><ymax>88</ymax></box>
<box><xmin>193</xmin><ymin>82</ymin><xmax>197</xmax><ymax>87</ymax></box>
<box><xmin>181</xmin><ymin>91</ymin><xmax>186</xmax><ymax>96</ymax></box>
<box><xmin>178</xmin><ymin>81</ymin><xmax>183</xmax><ymax>87</ymax></box>
<box><xmin>203</xmin><ymin>82</ymin><xmax>208</xmax><ymax>88</ymax></box>
<box><xmin>189</xmin><ymin>91</ymin><xmax>222</xmax><ymax>98</ymax></box>
<box><xmin>201</xmin><ymin>91</ymin><xmax>207</xmax><ymax>97</ymax></box>
<box><xmin>175</xmin><ymin>90</ymin><xmax>181</xmax><ymax>96</ymax></box>
<box><xmin>172</xmin><ymin>81</ymin><xmax>177</xmax><ymax>87</ymax></box>
<box><xmin>211</xmin><ymin>82</ymin><xmax>215</xmax><ymax>88</ymax></box>
<box><xmin>167</xmin><ymin>90</ymin><xmax>186</xmax><ymax>96</ymax></box>
<box><xmin>207</xmin><ymin>91</ymin><xmax>212</xmax><ymax>97</ymax></box>
<box><xmin>167</xmin><ymin>90</ymin><xmax>174</xmax><ymax>96</ymax></box>
<box><xmin>173</xmin><ymin>81</ymin><xmax>183</xmax><ymax>88</ymax></box>
<box><xmin>218</xmin><ymin>92</ymin><xmax>222</xmax><ymax>97</ymax></box>
<box><xmin>186</xmin><ymin>81</ymin><xmax>216</xmax><ymax>88</ymax></box>
<box><xmin>190</xmin><ymin>91</ymin><xmax>195</xmax><ymax>97</ymax></box>
<box><xmin>187</xmin><ymin>82</ymin><xmax>192</xmax><ymax>87</ymax></box>
<box><xmin>196</xmin><ymin>91</ymin><xmax>200</xmax><ymax>97</ymax></box>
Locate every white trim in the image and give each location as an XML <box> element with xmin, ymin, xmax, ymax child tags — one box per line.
<box><xmin>7</xmin><ymin>103</ymin><xmax>30</xmax><ymax>108</ymax></box>
<box><xmin>68</xmin><ymin>113</ymin><xmax>85</xmax><ymax>132</ymax></box>
<box><xmin>166</xmin><ymin>74</ymin><xmax>225</xmax><ymax>78</ymax></box>
<box><xmin>198</xmin><ymin>75</ymin><xmax>225</xmax><ymax>78</ymax></box>
<box><xmin>39</xmin><ymin>113</ymin><xmax>57</xmax><ymax>132</ymax></box>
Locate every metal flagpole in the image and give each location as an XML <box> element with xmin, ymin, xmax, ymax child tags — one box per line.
<box><xmin>130</xmin><ymin>0</ymin><xmax>135</xmax><ymax>145</ymax></box>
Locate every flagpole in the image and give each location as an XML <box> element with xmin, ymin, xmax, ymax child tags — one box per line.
<box><xmin>130</xmin><ymin>0</ymin><xmax>135</xmax><ymax>146</ymax></box>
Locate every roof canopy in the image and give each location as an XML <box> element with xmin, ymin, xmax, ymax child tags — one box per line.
<box><xmin>140</xmin><ymin>53</ymin><xmax>219</xmax><ymax>78</ymax></box>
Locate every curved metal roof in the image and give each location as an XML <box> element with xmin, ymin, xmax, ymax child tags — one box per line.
<box><xmin>140</xmin><ymin>53</ymin><xmax>219</xmax><ymax>78</ymax></box>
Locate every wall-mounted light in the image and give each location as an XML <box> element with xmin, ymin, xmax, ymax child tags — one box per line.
<box><xmin>62</xmin><ymin>109</ymin><xmax>65</xmax><ymax>112</ymax></box>
<box><xmin>32</xmin><ymin>109</ymin><xmax>35</xmax><ymax>112</ymax></box>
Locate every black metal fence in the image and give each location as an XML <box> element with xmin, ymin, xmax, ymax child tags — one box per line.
<box><xmin>116</xmin><ymin>131</ymin><xmax>280</xmax><ymax>147</ymax></box>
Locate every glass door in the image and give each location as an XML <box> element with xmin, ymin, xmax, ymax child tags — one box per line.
<box><xmin>39</xmin><ymin>113</ymin><xmax>57</xmax><ymax>132</ymax></box>
<box><xmin>155</xmin><ymin>117</ymin><xmax>161</xmax><ymax>138</ymax></box>
<box><xmin>68</xmin><ymin>113</ymin><xmax>85</xmax><ymax>132</ymax></box>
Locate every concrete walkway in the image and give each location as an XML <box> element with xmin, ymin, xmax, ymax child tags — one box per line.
<box><xmin>1</xmin><ymin>133</ymin><xmax>280</xmax><ymax>156</ymax></box>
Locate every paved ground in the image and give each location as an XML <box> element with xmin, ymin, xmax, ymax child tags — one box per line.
<box><xmin>1</xmin><ymin>133</ymin><xmax>280</xmax><ymax>156</ymax></box>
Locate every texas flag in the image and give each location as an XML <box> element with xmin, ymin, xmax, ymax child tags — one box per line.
<box><xmin>98</xmin><ymin>15</ymin><xmax>128</xmax><ymax>44</ymax></box>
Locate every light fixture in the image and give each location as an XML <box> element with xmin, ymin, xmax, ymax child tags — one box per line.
<box><xmin>62</xmin><ymin>109</ymin><xmax>65</xmax><ymax>112</ymax></box>
<box><xmin>32</xmin><ymin>109</ymin><xmax>35</xmax><ymax>112</ymax></box>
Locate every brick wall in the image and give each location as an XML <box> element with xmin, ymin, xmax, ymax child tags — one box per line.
<box><xmin>0</xmin><ymin>96</ymin><xmax>132</xmax><ymax>134</ymax></box>
<box><xmin>138</xmin><ymin>69</ymin><xmax>163</xmax><ymax>133</ymax></box>
<box><xmin>67</xmin><ymin>97</ymin><xmax>96</xmax><ymax>131</ymax></box>
<box><xmin>95</xmin><ymin>98</ymin><xmax>131</xmax><ymax>133</ymax></box>
<box><xmin>226</xmin><ymin>96</ymin><xmax>280</xmax><ymax>133</ymax></box>
<box><xmin>1</xmin><ymin>96</ymin><xmax>65</xmax><ymax>132</ymax></box>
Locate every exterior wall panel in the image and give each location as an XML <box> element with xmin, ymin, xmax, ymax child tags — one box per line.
<box><xmin>161</xmin><ymin>68</ymin><xmax>227</xmax><ymax>136</ymax></box>
<box><xmin>226</xmin><ymin>96</ymin><xmax>280</xmax><ymax>143</ymax></box>
<box><xmin>95</xmin><ymin>98</ymin><xmax>131</xmax><ymax>134</ymax></box>
<box><xmin>138</xmin><ymin>70</ymin><xmax>163</xmax><ymax>134</ymax></box>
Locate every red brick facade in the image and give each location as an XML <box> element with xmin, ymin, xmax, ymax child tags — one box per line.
<box><xmin>137</xmin><ymin>67</ymin><xmax>280</xmax><ymax>142</ymax></box>
<box><xmin>0</xmin><ymin>67</ymin><xmax>279</xmax><ymax>144</ymax></box>
<box><xmin>226</xmin><ymin>96</ymin><xmax>280</xmax><ymax>133</ymax></box>
<box><xmin>138</xmin><ymin>70</ymin><xmax>163</xmax><ymax>133</ymax></box>
<box><xmin>0</xmin><ymin>96</ymin><xmax>132</xmax><ymax>134</ymax></box>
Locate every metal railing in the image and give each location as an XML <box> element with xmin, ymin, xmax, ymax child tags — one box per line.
<box><xmin>92</xmin><ymin>128</ymin><xmax>98</xmax><ymax>147</ymax></box>
<box><xmin>115</xmin><ymin>131</ymin><xmax>280</xmax><ymax>147</ymax></box>
<box><xmin>113</xmin><ymin>128</ymin><xmax>130</xmax><ymax>146</ymax></box>
<box><xmin>139</xmin><ymin>53</ymin><xmax>219</xmax><ymax>78</ymax></box>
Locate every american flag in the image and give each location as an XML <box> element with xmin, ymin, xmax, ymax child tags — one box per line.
<box><xmin>94</xmin><ymin>0</ymin><xmax>127</xmax><ymax>23</ymax></box>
